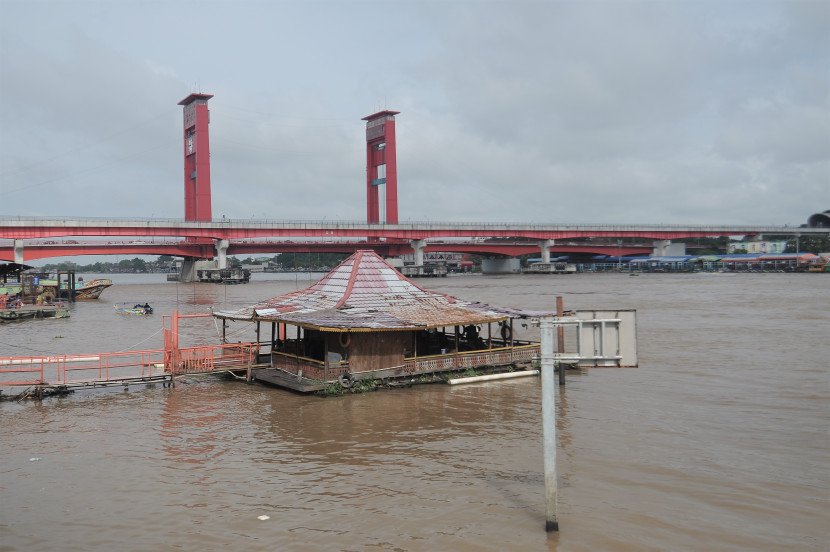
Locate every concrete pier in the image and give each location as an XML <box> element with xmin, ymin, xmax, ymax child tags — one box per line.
<box><xmin>481</xmin><ymin>258</ymin><xmax>521</xmax><ymax>274</ymax></box>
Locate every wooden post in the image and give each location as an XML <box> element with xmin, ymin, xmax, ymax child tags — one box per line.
<box><xmin>454</xmin><ymin>326</ymin><xmax>459</xmax><ymax>369</ymax></box>
<box><xmin>324</xmin><ymin>333</ymin><xmax>329</xmax><ymax>381</ymax></box>
<box><xmin>557</xmin><ymin>296</ymin><xmax>565</xmax><ymax>385</ymax></box>
<box><xmin>539</xmin><ymin>316</ymin><xmax>559</xmax><ymax>531</ymax></box>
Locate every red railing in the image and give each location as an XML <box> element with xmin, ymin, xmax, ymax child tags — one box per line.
<box><xmin>0</xmin><ymin>343</ymin><xmax>259</xmax><ymax>388</ymax></box>
<box><xmin>0</xmin><ymin>350</ymin><xmax>167</xmax><ymax>387</ymax></box>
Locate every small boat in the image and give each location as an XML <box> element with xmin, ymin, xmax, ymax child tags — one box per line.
<box><xmin>0</xmin><ymin>303</ymin><xmax>70</xmax><ymax>321</ymax></box>
<box><xmin>114</xmin><ymin>302</ymin><xmax>154</xmax><ymax>315</ymax></box>
<box><xmin>74</xmin><ymin>278</ymin><xmax>113</xmax><ymax>300</ymax></box>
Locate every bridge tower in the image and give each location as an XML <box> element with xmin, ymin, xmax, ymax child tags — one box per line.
<box><xmin>178</xmin><ymin>93</ymin><xmax>214</xmax><ymax>222</ymax></box>
<box><xmin>363</xmin><ymin>110</ymin><xmax>399</xmax><ymax>224</ymax></box>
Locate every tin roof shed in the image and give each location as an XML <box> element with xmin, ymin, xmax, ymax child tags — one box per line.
<box><xmin>213</xmin><ymin>250</ymin><xmax>544</xmax><ymax>332</ymax></box>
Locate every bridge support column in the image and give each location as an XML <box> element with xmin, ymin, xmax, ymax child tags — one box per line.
<box><xmin>481</xmin><ymin>258</ymin><xmax>521</xmax><ymax>274</ymax></box>
<box><xmin>652</xmin><ymin>240</ymin><xmax>670</xmax><ymax>256</ymax></box>
<box><xmin>215</xmin><ymin>239</ymin><xmax>229</xmax><ymax>269</ymax></box>
<box><xmin>539</xmin><ymin>239</ymin><xmax>554</xmax><ymax>263</ymax></box>
<box><xmin>411</xmin><ymin>239</ymin><xmax>425</xmax><ymax>266</ymax></box>
<box><xmin>180</xmin><ymin>258</ymin><xmax>198</xmax><ymax>283</ymax></box>
<box><xmin>652</xmin><ymin>240</ymin><xmax>686</xmax><ymax>256</ymax></box>
<box><xmin>13</xmin><ymin>240</ymin><xmax>24</xmax><ymax>265</ymax></box>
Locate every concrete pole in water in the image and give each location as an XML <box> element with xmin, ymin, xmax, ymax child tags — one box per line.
<box><xmin>540</xmin><ymin>316</ymin><xmax>559</xmax><ymax>531</ymax></box>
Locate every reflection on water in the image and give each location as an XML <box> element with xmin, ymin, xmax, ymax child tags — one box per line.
<box><xmin>1</xmin><ymin>273</ymin><xmax>828</xmax><ymax>551</ymax></box>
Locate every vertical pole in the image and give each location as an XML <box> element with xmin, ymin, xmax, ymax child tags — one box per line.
<box><xmin>509</xmin><ymin>319</ymin><xmax>515</xmax><ymax>362</ymax></box>
<box><xmin>324</xmin><ymin>333</ymin><xmax>329</xmax><ymax>382</ymax></box>
<box><xmin>454</xmin><ymin>326</ymin><xmax>459</xmax><ymax>369</ymax></box>
<box><xmin>618</xmin><ymin>240</ymin><xmax>622</xmax><ymax>272</ymax></box>
<box><xmin>557</xmin><ymin>296</ymin><xmax>565</xmax><ymax>386</ymax></box>
<box><xmin>172</xmin><ymin>310</ymin><xmax>180</xmax><ymax>375</ymax></box>
<box><xmin>540</xmin><ymin>316</ymin><xmax>559</xmax><ymax>531</ymax></box>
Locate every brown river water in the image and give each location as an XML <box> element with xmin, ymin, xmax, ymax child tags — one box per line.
<box><xmin>0</xmin><ymin>272</ymin><xmax>827</xmax><ymax>551</ymax></box>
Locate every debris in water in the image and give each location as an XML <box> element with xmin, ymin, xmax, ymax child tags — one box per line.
<box><xmin>257</xmin><ymin>515</ymin><xmax>270</xmax><ymax>521</ymax></box>
<box><xmin>29</xmin><ymin>457</ymin><xmax>40</xmax><ymax>462</ymax></box>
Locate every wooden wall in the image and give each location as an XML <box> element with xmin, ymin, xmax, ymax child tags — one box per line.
<box><xmin>348</xmin><ymin>331</ymin><xmax>407</xmax><ymax>373</ymax></box>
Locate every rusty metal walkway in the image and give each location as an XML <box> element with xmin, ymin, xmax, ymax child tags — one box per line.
<box><xmin>0</xmin><ymin>342</ymin><xmax>258</xmax><ymax>391</ymax></box>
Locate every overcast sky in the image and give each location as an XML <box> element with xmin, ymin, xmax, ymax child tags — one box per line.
<box><xmin>1</xmin><ymin>0</ymin><xmax>828</xmax><ymax>227</ymax></box>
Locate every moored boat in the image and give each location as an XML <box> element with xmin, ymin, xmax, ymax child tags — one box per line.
<box><xmin>0</xmin><ymin>277</ymin><xmax>113</xmax><ymax>300</ymax></box>
<box><xmin>73</xmin><ymin>278</ymin><xmax>113</xmax><ymax>300</ymax></box>
<box><xmin>0</xmin><ymin>303</ymin><xmax>70</xmax><ymax>321</ymax></box>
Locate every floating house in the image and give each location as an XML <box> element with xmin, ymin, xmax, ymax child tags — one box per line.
<box><xmin>212</xmin><ymin>250</ymin><xmax>546</xmax><ymax>390</ymax></box>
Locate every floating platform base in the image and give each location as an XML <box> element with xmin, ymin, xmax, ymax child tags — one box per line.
<box><xmin>0</xmin><ymin>305</ymin><xmax>70</xmax><ymax>321</ymax></box>
<box><xmin>400</xmin><ymin>265</ymin><xmax>448</xmax><ymax>278</ymax></box>
<box><xmin>251</xmin><ymin>368</ymin><xmax>330</xmax><ymax>393</ymax></box>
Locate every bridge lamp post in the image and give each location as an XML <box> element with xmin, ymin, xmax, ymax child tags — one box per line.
<box><xmin>618</xmin><ymin>240</ymin><xmax>622</xmax><ymax>272</ymax></box>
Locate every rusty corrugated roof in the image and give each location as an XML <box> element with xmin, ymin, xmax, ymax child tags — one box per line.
<box><xmin>212</xmin><ymin>251</ymin><xmax>545</xmax><ymax>330</ymax></box>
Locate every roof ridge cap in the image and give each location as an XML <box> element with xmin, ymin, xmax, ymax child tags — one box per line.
<box><xmin>335</xmin><ymin>251</ymin><xmax>364</xmax><ymax>308</ymax></box>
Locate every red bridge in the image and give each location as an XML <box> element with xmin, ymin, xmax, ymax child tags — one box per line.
<box><xmin>1</xmin><ymin>94</ymin><xmax>824</xmax><ymax>268</ymax></box>
<box><xmin>1</xmin><ymin>219</ymin><xmax>818</xmax><ymax>265</ymax></box>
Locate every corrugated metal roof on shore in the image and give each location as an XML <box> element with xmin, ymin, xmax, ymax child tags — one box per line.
<box><xmin>213</xmin><ymin>250</ymin><xmax>549</xmax><ymax>330</ymax></box>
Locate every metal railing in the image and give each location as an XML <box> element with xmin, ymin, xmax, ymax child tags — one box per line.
<box><xmin>404</xmin><ymin>344</ymin><xmax>540</xmax><ymax>374</ymax></box>
<box><xmin>269</xmin><ymin>344</ymin><xmax>540</xmax><ymax>383</ymax></box>
<box><xmin>0</xmin><ymin>342</ymin><xmax>259</xmax><ymax>388</ymax></box>
<box><xmin>0</xmin><ymin>350</ymin><xmax>167</xmax><ymax>387</ymax></box>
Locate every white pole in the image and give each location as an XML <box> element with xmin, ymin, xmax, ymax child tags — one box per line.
<box><xmin>447</xmin><ymin>370</ymin><xmax>539</xmax><ymax>385</ymax></box>
<box><xmin>540</xmin><ymin>316</ymin><xmax>559</xmax><ymax>531</ymax></box>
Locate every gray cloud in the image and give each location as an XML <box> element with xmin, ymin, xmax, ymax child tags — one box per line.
<box><xmin>1</xmin><ymin>0</ymin><xmax>827</xmax><ymax>227</ymax></box>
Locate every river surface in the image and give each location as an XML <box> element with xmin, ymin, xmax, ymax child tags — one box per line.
<box><xmin>0</xmin><ymin>272</ymin><xmax>827</xmax><ymax>551</ymax></box>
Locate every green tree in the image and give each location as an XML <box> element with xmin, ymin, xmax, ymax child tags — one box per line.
<box><xmin>117</xmin><ymin>258</ymin><xmax>147</xmax><ymax>272</ymax></box>
<box><xmin>785</xmin><ymin>236</ymin><xmax>830</xmax><ymax>254</ymax></box>
<box><xmin>277</xmin><ymin>252</ymin><xmax>348</xmax><ymax>270</ymax></box>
